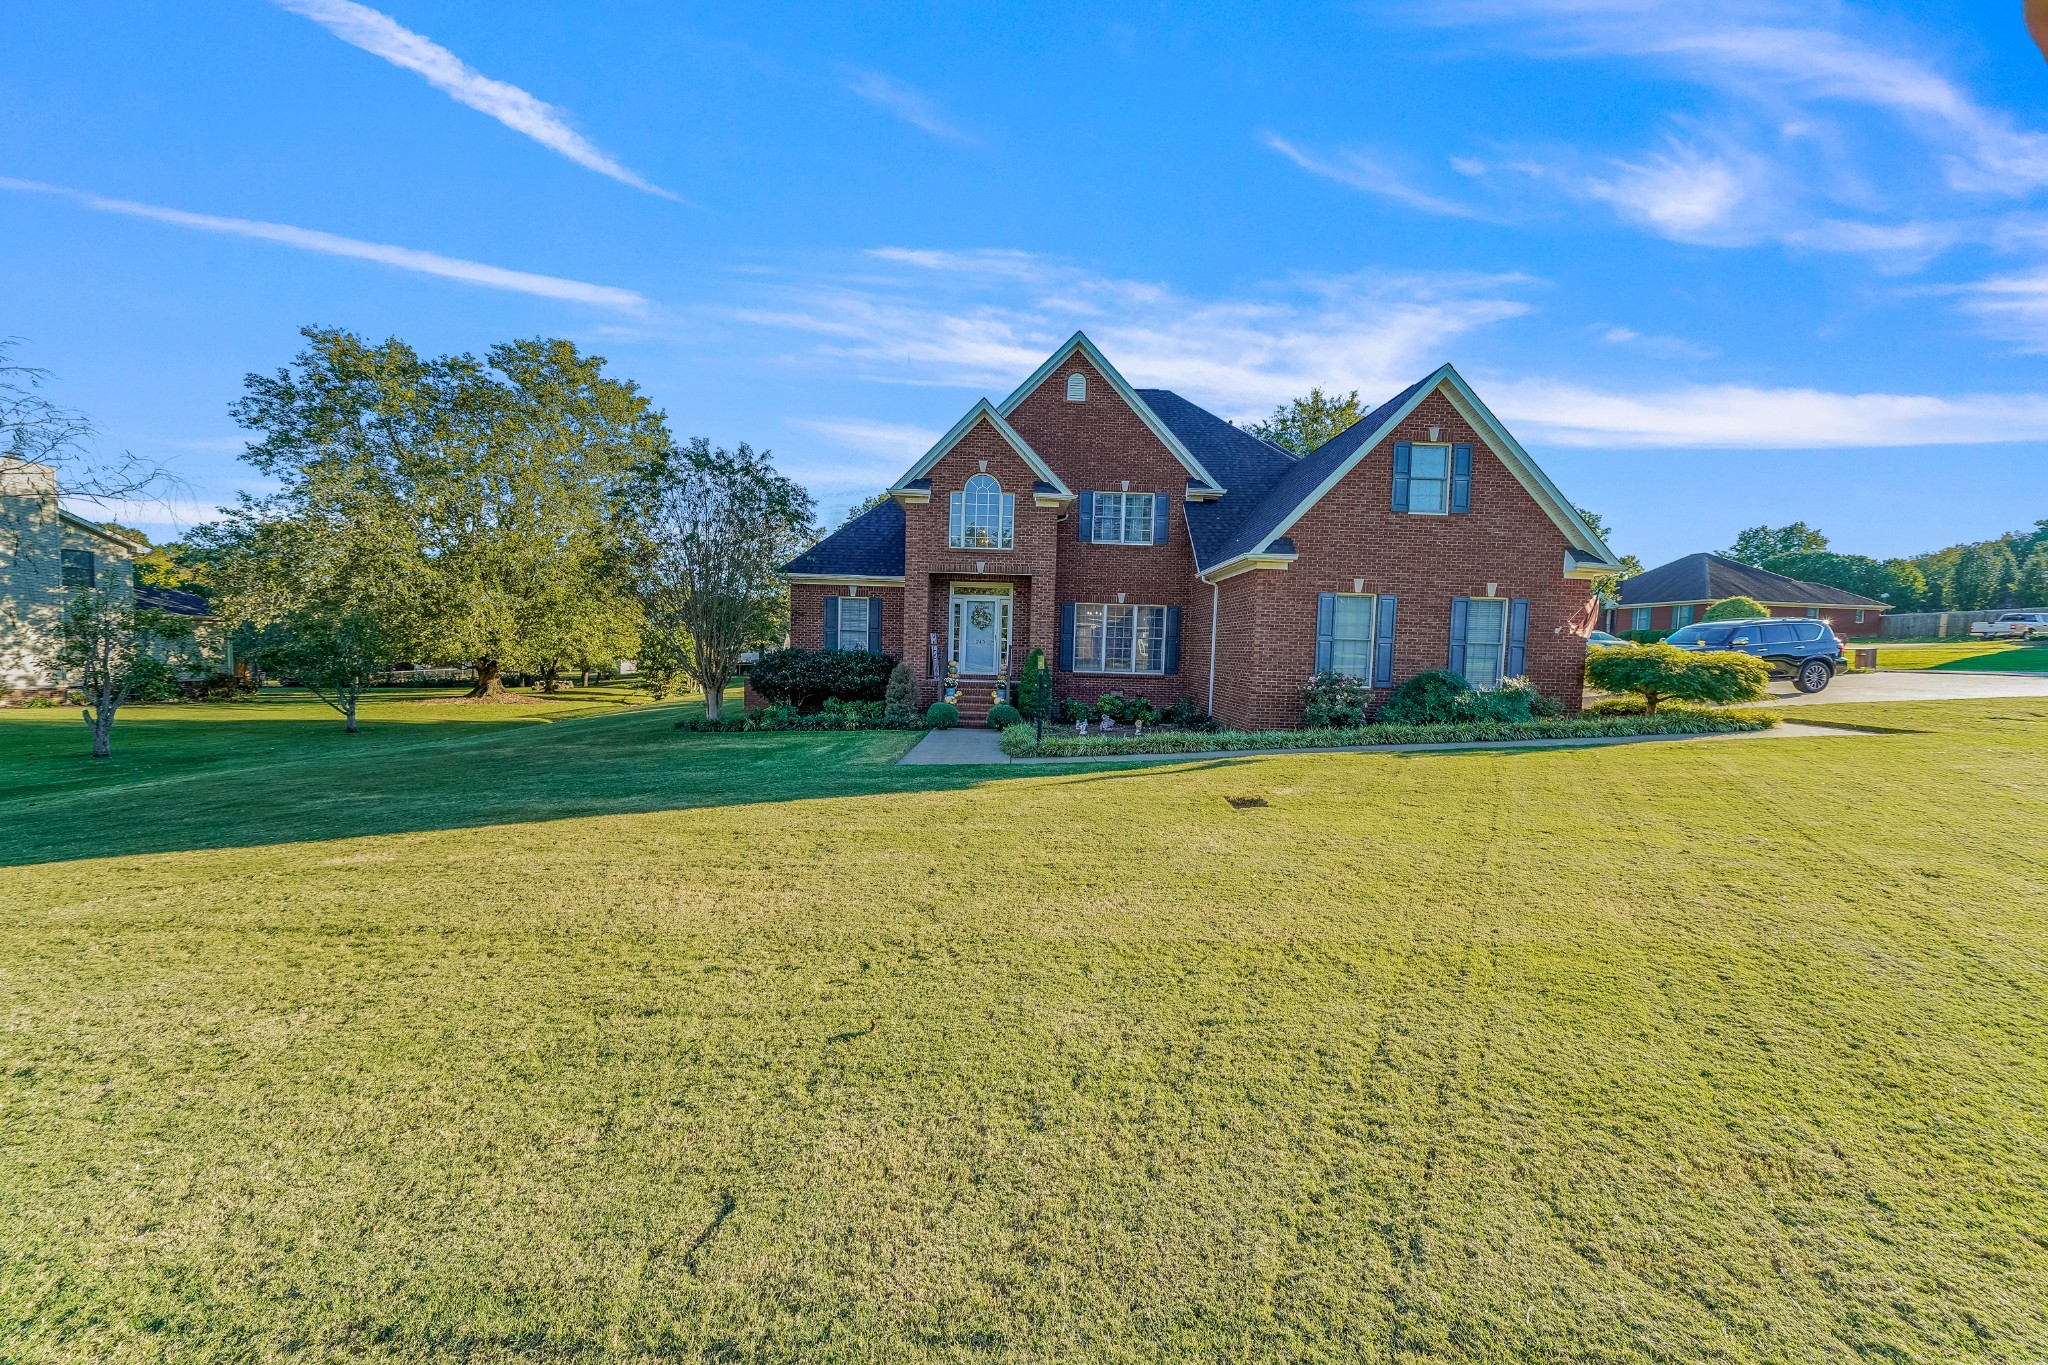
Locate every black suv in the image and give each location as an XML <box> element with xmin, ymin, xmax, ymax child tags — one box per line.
<box><xmin>1666</xmin><ymin>617</ymin><xmax>1845</xmax><ymax>693</ymax></box>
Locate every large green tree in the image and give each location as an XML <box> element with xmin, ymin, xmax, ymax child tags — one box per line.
<box><xmin>216</xmin><ymin>328</ymin><xmax>664</xmax><ymax>699</ymax></box>
<box><xmin>1725</xmin><ymin>522</ymin><xmax>1828</xmax><ymax>565</ymax></box>
<box><xmin>54</xmin><ymin>589</ymin><xmax>193</xmax><ymax>758</ymax></box>
<box><xmin>1759</xmin><ymin>551</ymin><xmax>1924</xmax><ymax>609</ymax></box>
<box><xmin>1241</xmin><ymin>388</ymin><xmax>1364</xmax><ymax>455</ymax></box>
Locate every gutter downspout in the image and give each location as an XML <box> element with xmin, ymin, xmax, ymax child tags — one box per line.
<box><xmin>1207</xmin><ymin>581</ymin><xmax>1219</xmax><ymax>716</ymax></box>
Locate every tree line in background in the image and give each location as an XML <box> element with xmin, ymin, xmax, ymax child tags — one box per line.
<box><xmin>1720</xmin><ymin>519</ymin><xmax>2048</xmax><ymax>613</ymax></box>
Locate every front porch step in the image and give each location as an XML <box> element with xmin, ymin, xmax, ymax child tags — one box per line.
<box><xmin>944</xmin><ymin>677</ymin><xmax>1008</xmax><ymax>728</ymax></box>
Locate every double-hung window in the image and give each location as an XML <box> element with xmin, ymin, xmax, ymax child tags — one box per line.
<box><xmin>60</xmin><ymin>549</ymin><xmax>96</xmax><ymax>588</ymax></box>
<box><xmin>835</xmin><ymin>597</ymin><xmax>872</xmax><ymax>652</ymax></box>
<box><xmin>1072</xmin><ymin>602</ymin><xmax>1167</xmax><ymax>673</ymax></box>
<box><xmin>1327</xmin><ymin>594</ymin><xmax>1376</xmax><ymax>679</ymax></box>
<box><xmin>1090</xmin><ymin>491</ymin><xmax>1155</xmax><ymax>545</ymax></box>
<box><xmin>1671</xmin><ymin>604</ymin><xmax>1695</xmax><ymax>628</ymax></box>
<box><xmin>1630</xmin><ymin>607</ymin><xmax>1652</xmax><ymax>632</ymax></box>
<box><xmin>949</xmin><ymin>474</ymin><xmax>1014</xmax><ymax>550</ymax></box>
<box><xmin>1406</xmin><ymin>444</ymin><xmax>1450</xmax><ymax>514</ymax></box>
<box><xmin>1459</xmin><ymin>598</ymin><xmax>1509</xmax><ymax>689</ymax></box>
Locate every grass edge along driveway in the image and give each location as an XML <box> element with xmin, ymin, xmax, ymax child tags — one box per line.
<box><xmin>3</xmin><ymin>694</ymin><xmax>2048</xmax><ymax>1361</ymax></box>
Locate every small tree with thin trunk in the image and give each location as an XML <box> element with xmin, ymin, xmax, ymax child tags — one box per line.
<box><xmin>54</xmin><ymin>590</ymin><xmax>193</xmax><ymax>758</ymax></box>
<box><xmin>271</xmin><ymin>606</ymin><xmax>395</xmax><ymax>733</ymax></box>
<box><xmin>1704</xmin><ymin>595</ymin><xmax>1768</xmax><ymax>621</ymax></box>
<box><xmin>635</xmin><ymin>439</ymin><xmax>814</xmax><ymax>720</ymax></box>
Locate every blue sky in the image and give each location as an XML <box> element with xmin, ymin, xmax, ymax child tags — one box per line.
<box><xmin>4</xmin><ymin>0</ymin><xmax>2046</xmax><ymax>568</ymax></box>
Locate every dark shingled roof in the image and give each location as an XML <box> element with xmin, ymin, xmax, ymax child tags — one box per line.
<box><xmin>1135</xmin><ymin>388</ymin><xmax>1300</xmax><ymax>568</ymax></box>
<box><xmin>136</xmin><ymin>584</ymin><xmax>211</xmax><ymax>617</ymax></box>
<box><xmin>1615</xmin><ymin>552</ymin><xmax>1889</xmax><ymax>610</ymax></box>
<box><xmin>1193</xmin><ymin>374</ymin><xmax>1434</xmax><ymax>569</ymax></box>
<box><xmin>783</xmin><ymin>497</ymin><xmax>906</xmax><ymax>578</ymax></box>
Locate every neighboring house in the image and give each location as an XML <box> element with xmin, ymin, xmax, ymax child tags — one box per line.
<box><xmin>781</xmin><ymin>332</ymin><xmax>1621</xmax><ymax>728</ymax></box>
<box><xmin>1604</xmin><ymin>552</ymin><xmax>1890</xmax><ymax>639</ymax></box>
<box><xmin>1</xmin><ymin>460</ymin><xmax>211</xmax><ymax>698</ymax></box>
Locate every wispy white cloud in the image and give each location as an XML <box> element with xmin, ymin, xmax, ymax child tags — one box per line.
<box><xmin>1597</xmin><ymin>325</ymin><xmax>1715</xmax><ymax>360</ymax></box>
<box><xmin>0</xmin><ymin>176</ymin><xmax>649</xmax><ymax>313</ymax></box>
<box><xmin>841</xmin><ymin>68</ymin><xmax>973</xmax><ymax>143</ymax></box>
<box><xmin>1582</xmin><ymin>139</ymin><xmax>1764</xmax><ymax>244</ymax></box>
<box><xmin>737</xmin><ymin>249</ymin><xmax>1532</xmax><ymax>415</ymax></box>
<box><xmin>1954</xmin><ymin>267</ymin><xmax>2048</xmax><ymax>353</ymax></box>
<box><xmin>1488</xmin><ymin>377</ymin><xmax>2048</xmax><ymax>448</ymax></box>
<box><xmin>738</xmin><ymin>244</ymin><xmax>2048</xmax><ymax>450</ymax></box>
<box><xmin>1263</xmin><ymin>134</ymin><xmax>1490</xmax><ymax>219</ymax></box>
<box><xmin>790</xmin><ymin>417</ymin><xmax>941</xmax><ymax>460</ymax></box>
<box><xmin>272</xmin><ymin>0</ymin><xmax>674</xmax><ymax>197</ymax></box>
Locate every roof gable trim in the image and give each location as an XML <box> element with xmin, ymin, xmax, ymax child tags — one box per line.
<box><xmin>995</xmin><ymin>331</ymin><xmax>1223</xmax><ymax>493</ymax></box>
<box><xmin>889</xmin><ymin>400</ymin><xmax>1071</xmax><ymax>496</ymax></box>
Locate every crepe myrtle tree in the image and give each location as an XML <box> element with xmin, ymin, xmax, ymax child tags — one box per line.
<box><xmin>54</xmin><ymin>589</ymin><xmax>194</xmax><ymax>758</ymax></box>
<box><xmin>635</xmin><ymin>438</ymin><xmax>814</xmax><ymax>720</ymax></box>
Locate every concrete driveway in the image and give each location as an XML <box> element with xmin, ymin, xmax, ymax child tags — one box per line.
<box><xmin>1761</xmin><ymin>671</ymin><xmax>2048</xmax><ymax>706</ymax></box>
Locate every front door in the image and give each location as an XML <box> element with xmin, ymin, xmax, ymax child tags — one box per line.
<box><xmin>959</xmin><ymin>596</ymin><xmax>1001</xmax><ymax>673</ymax></box>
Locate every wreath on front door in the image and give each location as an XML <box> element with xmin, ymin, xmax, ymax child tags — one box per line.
<box><xmin>970</xmin><ymin>603</ymin><xmax>994</xmax><ymax>631</ymax></box>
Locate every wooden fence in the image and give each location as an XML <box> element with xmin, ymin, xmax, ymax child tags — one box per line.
<box><xmin>1879</xmin><ymin>608</ymin><xmax>2045</xmax><ymax>638</ymax></box>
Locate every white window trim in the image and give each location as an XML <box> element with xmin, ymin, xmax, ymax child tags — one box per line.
<box><xmin>948</xmin><ymin>475</ymin><xmax>1015</xmax><ymax>551</ymax></box>
<box><xmin>1406</xmin><ymin>442</ymin><xmax>1452</xmax><ymax>517</ymax></box>
<box><xmin>836</xmin><ymin>596</ymin><xmax>873</xmax><ymax>652</ymax></box>
<box><xmin>1089</xmin><ymin>491</ymin><xmax>1156</xmax><ymax>546</ymax></box>
<box><xmin>1070</xmin><ymin>601</ymin><xmax>1169</xmax><ymax>675</ymax></box>
<box><xmin>1461</xmin><ymin>596</ymin><xmax>1511</xmax><ymax>690</ymax></box>
<box><xmin>948</xmin><ymin>585</ymin><xmax>1012</xmax><ymax>674</ymax></box>
<box><xmin>1326</xmin><ymin>592</ymin><xmax>1377</xmax><ymax>681</ymax></box>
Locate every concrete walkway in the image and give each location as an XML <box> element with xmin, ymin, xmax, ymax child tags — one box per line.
<box><xmin>1763</xmin><ymin>671</ymin><xmax>2048</xmax><ymax>706</ymax></box>
<box><xmin>898</xmin><ymin>719</ymin><xmax>1873</xmax><ymax>767</ymax></box>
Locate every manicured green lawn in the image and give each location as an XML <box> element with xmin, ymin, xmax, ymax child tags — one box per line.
<box><xmin>4</xmin><ymin>691</ymin><xmax>2048</xmax><ymax>1361</ymax></box>
<box><xmin>1873</xmin><ymin>639</ymin><xmax>2048</xmax><ymax>672</ymax></box>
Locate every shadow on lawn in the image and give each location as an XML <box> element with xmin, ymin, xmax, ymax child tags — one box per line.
<box><xmin>0</xmin><ymin>706</ymin><xmax>1023</xmax><ymax>868</ymax></box>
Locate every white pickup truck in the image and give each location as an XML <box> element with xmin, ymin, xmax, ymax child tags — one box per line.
<box><xmin>1971</xmin><ymin>611</ymin><xmax>2048</xmax><ymax>639</ymax></box>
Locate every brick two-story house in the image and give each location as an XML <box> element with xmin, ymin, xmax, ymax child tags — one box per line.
<box><xmin>780</xmin><ymin>333</ymin><xmax>1621</xmax><ymax>728</ymax></box>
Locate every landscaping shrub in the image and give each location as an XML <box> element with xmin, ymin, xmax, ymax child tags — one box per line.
<box><xmin>1466</xmin><ymin>678</ymin><xmax>1537</xmax><ymax>724</ymax></box>
<box><xmin>749</xmin><ymin>647</ymin><xmax>897</xmax><ymax>710</ymax></box>
<box><xmin>1704</xmin><ymin>596</ymin><xmax>1768</xmax><ymax>622</ymax></box>
<box><xmin>1624</xmin><ymin>629</ymin><xmax>1674</xmax><ymax>644</ymax></box>
<box><xmin>1528</xmin><ymin>690</ymin><xmax>1566</xmax><ymax>718</ymax></box>
<box><xmin>1016</xmin><ymin>649</ymin><xmax>1052</xmax><ymax>720</ymax></box>
<box><xmin>182</xmin><ymin>671</ymin><xmax>257</xmax><ymax>702</ymax></box>
<box><xmin>1585</xmin><ymin>643</ymin><xmax>1771</xmax><ymax>714</ymax></box>
<box><xmin>987</xmin><ymin>703</ymin><xmax>1022</xmax><ymax>729</ymax></box>
<box><xmin>1375</xmin><ymin>669</ymin><xmax>1474</xmax><ymax>725</ymax></box>
<box><xmin>1165</xmin><ymin>697</ymin><xmax>1214</xmax><ymax>730</ymax></box>
<box><xmin>21</xmin><ymin>694</ymin><xmax>61</xmax><ymax>709</ymax></box>
<box><xmin>126</xmin><ymin>656</ymin><xmax>180</xmax><ymax>703</ymax></box>
<box><xmin>1059</xmin><ymin>697</ymin><xmax>1095</xmax><ymax>725</ymax></box>
<box><xmin>1586</xmin><ymin>696</ymin><xmax>1648</xmax><ymax>716</ymax></box>
<box><xmin>925</xmin><ymin>701</ymin><xmax>959</xmax><ymax>729</ymax></box>
<box><xmin>1000</xmin><ymin>707</ymin><xmax>1777</xmax><ymax>758</ymax></box>
<box><xmin>1304</xmin><ymin>672</ymin><xmax>1370</xmax><ymax>728</ymax></box>
<box><xmin>881</xmin><ymin>663</ymin><xmax>919</xmax><ymax>728</ymax></box>
<box><xmin>821</xmin><ymin>697</ymin><xmax>885</xmax><ymax>729</ymax></box>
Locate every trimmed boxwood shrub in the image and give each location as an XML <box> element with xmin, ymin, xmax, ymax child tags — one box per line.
<box><xmin>1624</xmin><ymin>628</ymin><xmax>1674</xmax><ymax>644</ymax></box>
<box><xmin>1376</xmin><ymin>669</ymin><xmax>1473</xmax><ymax>725</ymax></box>
<box><xmin>987</xmin><ymin>702</ymin><xmax>1022</xmax><ymax>728</ymax></box>
<box><xmin>749</xmin><ymin>647</ymin><xmax>897</xmax><ymax>711</ymax></box>
<box><xmin>1016</xmin><ymin>649</ymin><xmax>1052</xmax><ymax>720</ymax></box>
<box><xmin>925</xmin><ymin>701</ymin><xmax>959</xmax><ymax>729</ymax></box>
<box><xmin>999</xmin><ymin>707</ymin><xmax>1776</xmax><ymax>757</ymax></box>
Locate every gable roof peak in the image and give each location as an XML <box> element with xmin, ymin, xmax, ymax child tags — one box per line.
<box><xmin>996</xmin><ymin>332</ymin><xmax>1224</xmax><ymax>492</ymax></box>
<box><xmin>888</xmin><ymin>398</ymin><xmax>1072</xmax><ymax>496</ymax></box>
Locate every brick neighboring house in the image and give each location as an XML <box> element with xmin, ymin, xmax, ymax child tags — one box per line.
<box><xmin>781</xmin><ymin>333</ymin><xmax>1622</xmax><ymax>728</ymax></box>
<box><xmin>1605</xmin><ymin>552</ymin><xmax>1890</xmax><ymax>640</ymax></box>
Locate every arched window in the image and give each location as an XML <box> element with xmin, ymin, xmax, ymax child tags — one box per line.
<box><xmin>949</xmin><ymin>473</ymin><xmax>1014</xmax><ymax>550</ymax></box>
<box><xmin>1066</xmin><ymin>372</ymin><xmax>1087</xmax><ymax>402</ymax></box>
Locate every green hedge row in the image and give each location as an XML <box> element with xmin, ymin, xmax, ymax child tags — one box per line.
<box><xmin>998</xmin><ymin>707</ymin><xmax>1776</xmax><ymax>758</ymax></box>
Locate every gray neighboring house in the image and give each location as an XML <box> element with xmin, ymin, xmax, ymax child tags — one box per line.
<box><xmin>2</xmin><ymin>460</ymin><xmax>212</xmax><ymax>699</ymax></box>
